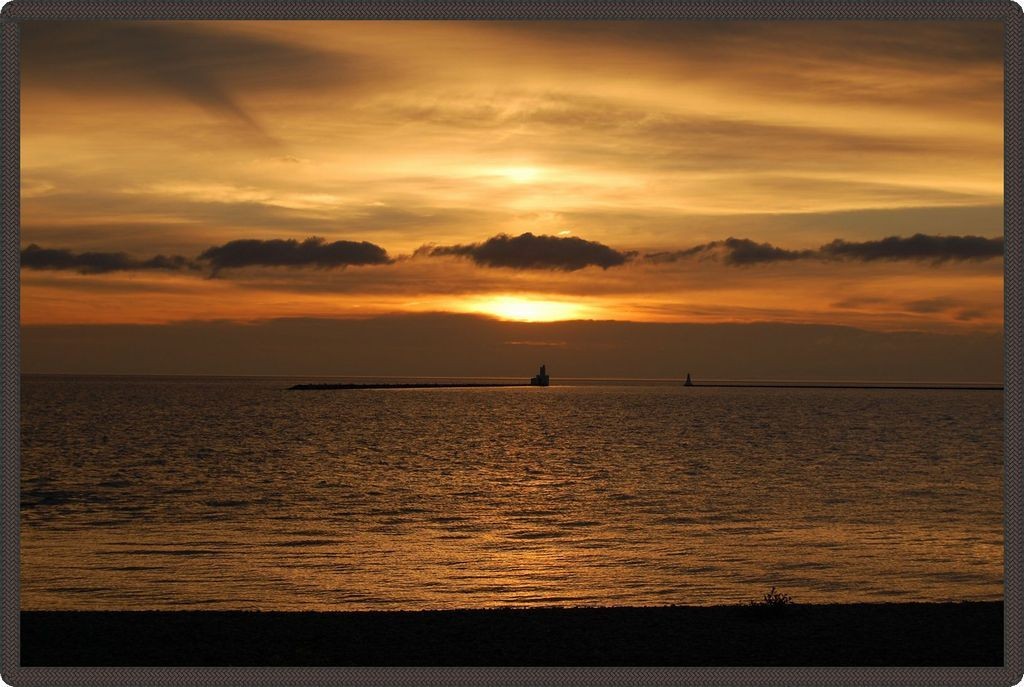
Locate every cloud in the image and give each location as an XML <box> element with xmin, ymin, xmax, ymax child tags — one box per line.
<box><xmin>382</xmin><ymin>95</ymin><xmax>999</xmax><ymax>196</ymax></box>
<box><xmin>418</xmin><ymin>232</ymin><xmax>634</xmax><ymax>271</ymax></box>
<box><xmin>20</xmin><ymin>244</ymin><xmax>198</xmax><ymax>274</ymax></box>
<box><xmin>197</xmin><ymin>237</ymin><xmax>392</xmax><ymax>274</ymax></box>
<box><xmin>485</xmin><ymin>22</ymin><xmax>1001</xmax><ymax>112</ymax></box>
<box><xmin>831</xmin><ymin>296</ymin><xmax>887</xmax><ymax>310</ymax></box>
<box><xmin>643</xmin><ymin>245</ymin><xmax>706</xmax><ymax>264</ymax></box>
<box><xmin>820</xmin><ymin>234</ymin><xmax>1004</xmax><ymax>263</ymax></box>
<box><xmin>903</xmin><ymin>297</ymin><xmax>960</xmax><ymax>314</ymax></box>
<box><xmin>955</xmin><ymin>309</ymin><xmax>988</xmax><ymax>322</ymax></box>
<box><xmin>21</xmin><ymin>230</ymin><xmax>1004</xmax><ymax>284</ymax></box>
<box><xmin>647</xmin><ymin>234</ymin><xmax>1003</xmax><ymax>266</ymax></box>
<box><xmin>492</xmin><ymin>21</ymin><xmax>1001</xmax><ymax>67</ymax></box>
<box><xmin>646</xmin><ymin>238</ymin><xmax>815</xmax><ymax>265</ymax></box>
<box><xmin>20</xmin><ymin>22</ymin><xmax>371</xmax><ymax>138</ymax></box>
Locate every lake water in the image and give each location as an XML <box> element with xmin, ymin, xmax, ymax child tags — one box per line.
<box><xmin>20</xmin><ymin>375</ymin><xmax>1004</xmax><ymax>610</ymax></box>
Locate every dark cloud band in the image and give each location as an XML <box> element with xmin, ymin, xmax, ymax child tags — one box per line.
<box><xmin>646</xmin><ymin>234</ymin><xmax>1003</xmax><ymax>266</ymax></box>
<box><xmin>21</xmin><ymin>244</ymin><xmax>198</xmax><ymax>274</ymax></box>
<box><xmin>197</xmin><ymin>237</ymin><xmax>392</xmax><ymax>274</ymax></box>
<box><xmin>21</xmin><ymin>232</ymin><xmax>1002</xmax><ymax>277</ymax></box>
<box><xmin>647</xmin><ymin>238</ymin><xmax>815</xmax><ymax>265</ymax></box>
<box><xmin>418</xmin><ymin>232</ymin><xmax>635</xmax><ymax>271</ymax></box>
<box><xmin>819</xmin><ymin>234</ymin><xmax>1003</xmax><ymax>263</ymax></box>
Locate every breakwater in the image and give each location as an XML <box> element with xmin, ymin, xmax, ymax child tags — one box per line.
<box><xmin>288</xmin><ymin>382</ymin><xmax>531</xmax><ymax>390</ymax></box>
<box><xmin>685</xmin><ymin>383</ymin><xmax>1003</xmax><ymax>391</ymax></box>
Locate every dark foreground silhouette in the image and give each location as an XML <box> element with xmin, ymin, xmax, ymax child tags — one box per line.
<box><xmin>22</xmin><ymin>602</ymin><xmax>1001</xmax><ymax>666</ymax></box>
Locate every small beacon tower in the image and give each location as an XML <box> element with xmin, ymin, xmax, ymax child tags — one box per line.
<box><xmin>530</xmin><ymin>364</ymin><xmax>550</xmax><ymax>387</ymax></box>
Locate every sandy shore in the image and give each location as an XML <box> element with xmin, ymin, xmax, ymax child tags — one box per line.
<box><xmin>21</xmin><ymin>602</ymin><xmax>1002</xmax><ymax>666</ymax></box>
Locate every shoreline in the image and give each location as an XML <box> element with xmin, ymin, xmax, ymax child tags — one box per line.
<box><xmin>21</xmin><ymin>601</ymin><xmax>1003</xmax><ymax>666</ymax></box>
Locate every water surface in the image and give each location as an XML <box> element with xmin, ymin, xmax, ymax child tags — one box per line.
<box><xmin>21</xmin><ymin>375</ymin><xmax>1003</xmax><ymax>610</ymax></box>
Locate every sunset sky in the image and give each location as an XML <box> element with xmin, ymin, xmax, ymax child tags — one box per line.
<box><xmin>19</xmin><ymin>21</ymin><xmax>1005</xmax><ymax>379</ymax></box>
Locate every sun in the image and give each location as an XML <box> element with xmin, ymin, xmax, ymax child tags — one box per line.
<box><xmin>493</xmin><ymin>166</ymin><xmax>542</xmax><ymax>184</ymax></box>
<box><xmin>463</xmin><ymin>296</ymin><xmax>588</xmax><ymax>322</ymax></box>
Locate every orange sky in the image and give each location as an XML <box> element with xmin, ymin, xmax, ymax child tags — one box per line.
<box><xmin>20</xmin><ymin>20</ymin><xmax>1004</xmax><ymax>332</ymax></box>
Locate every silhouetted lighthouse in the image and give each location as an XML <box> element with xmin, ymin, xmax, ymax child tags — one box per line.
<box><xmin>684</xmin><ymin>372</ymin><xmax>694</xmax><ymax>387</ymax></box>
<box><xmin>530</xmin><ymin>364</ymin><xmax>550</xmax><ymax>387</ymax></box>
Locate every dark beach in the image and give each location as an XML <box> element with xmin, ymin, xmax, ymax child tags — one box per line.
<box><xmin>21</xmin><ymin>602</ymin><xmax>1002</xmax><ymax>666</ymax></box>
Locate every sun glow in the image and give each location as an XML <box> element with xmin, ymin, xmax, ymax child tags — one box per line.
<box><xmin>463</xmin><ymin>295</ymin><xmax>590</xmax><ymax>322</ymax></box>
<box><xmin>493</xmin><ymin>165</ymin><xmax>543</xmax><ymax>184</ymax></box>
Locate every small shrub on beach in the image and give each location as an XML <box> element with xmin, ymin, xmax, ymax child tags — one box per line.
<box><xmin>757</xmin><ymin>587</ymin><xmax>793</xmax><ymax>607</ymax></box>
<box><xmin>747</xmin><ymin>587</ymin><xmax>795</xmax><ymax>616</ymax></box>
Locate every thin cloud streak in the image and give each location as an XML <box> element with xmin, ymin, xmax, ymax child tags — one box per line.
<box><xmin>647</xmin><ymin>238</ymin><xmax>816</xmax><ymax>266</ymax></box>
<box><xmin>21</xmin><ymin>244</ymin><xmax>199</xmax><ymax>274</ymax></box>
<box><xmin>820</xmin><ymin>234</ymin><xmax>1004</xmax><ymax>263</ymax></box>
<box><xmin>646</xmin><ymin>234</ymin><xmax>1003</xmax><ymax>266</ymax></box>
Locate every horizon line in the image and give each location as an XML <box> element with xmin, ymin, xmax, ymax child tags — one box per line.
<box><xmin>19</xmin><ymin>372</ymin><xmax>1005</xmax><ymax>387</ymax></box>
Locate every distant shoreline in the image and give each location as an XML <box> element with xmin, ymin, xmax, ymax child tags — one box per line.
<box><xmin>21</xmin><ymin>602</ymin><xmax>1002</xmax><ymax>666</ymax></box>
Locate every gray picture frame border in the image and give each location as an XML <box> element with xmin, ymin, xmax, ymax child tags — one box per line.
<box><xmin>0</xmin><ymin>1</ymin><xmax>1020</xmax><ymax>685</ymax></box>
